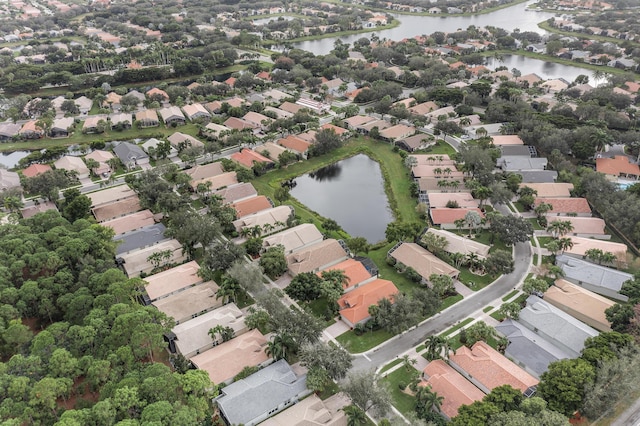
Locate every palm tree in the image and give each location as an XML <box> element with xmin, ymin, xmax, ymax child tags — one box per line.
<box><xmin>451</xmin><ymin>252</ymin><xmax>466</xmax><ymax>269</ymax></box>
<box><xmin>459</xmin><ymin>117</ymin><xmax>472</xmax><ymax>127</ymax></box>
<box><xmin>342</xmin><ymin>405</ymin><xmax>367</xmax><ymax>426</ymax></box>
<box><xmin>416</xmin><ymin>385</ymin><xmax>444</xmax><ymax>415</ymax></box>
<box><xmin>547</xmin><ymin>220</ymin><xmax>574</xmax><ymax>238</ymax></box>
<box><xmin>402</xmin><ymin>354</ymin><xmax>417</xmax><ymax>371</ymax></box>
<box><xmin>265</xmin><ymin>333</ymin><xmax>294</xmax><ymax>361</ymax></box>
<box><xmin>590</xmin><ymin>128</ymin><xmax>613</xmax><ymax>156</ymax></box>
<box><xmin>216</xmin><ymin>275</ymin><xmax>241</xmax><ymax>304</ymax></box>
<box><xmin>557</xmin><ymin>237</ymin><xmax>574</xmax><ymax>255</ymax></box>
<box><xmin>465</xmin><ymin>253</ymin><xmax>481</xmax><ymax>272</ymax></box>
<box><xmin>474</xmin><ymin>186</ymin><xmax>492</xmax><ymax>208</ymax></box>
<box><xmin>424</xmin><ymin>335</ymin><xmax>447</xmax><ymax>360</ymax></box>
<box><xmin>3</xmin><ymin>196</ymin><xmax>23</xmax><ymax>213</ymax></box>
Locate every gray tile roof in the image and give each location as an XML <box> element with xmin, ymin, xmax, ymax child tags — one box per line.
<box><xmin>113</xmin><ymin>141</ymin><xmax>148</xmax><ymax>164</ymax></box>
<box><xmin>217</xmin><ymin>360</ymin><xmax>309</xmax><ymax>426</ymax></box>
<box><xmin>113</xmin><ymin>223</ymin><xmax>167</xmax><ymax>255</ymax></box>
<box><xmin>518</xmin><ymin>296</ymin><xmax>599</xmax><ymax>358</ymax></box>
<box><xmin>516</xmin><ymin>170</ymin><xmax>558</xmax><ymax>183</ymax></box>
<box><xmin>556</xmin><ymin>254</ymin><xmax>632</xmax><ymax>294</ymax></box>
<box><xmin>495</xmin><ymin>319</ymin><xmax>573</xmax><ymax>378</ymax></box>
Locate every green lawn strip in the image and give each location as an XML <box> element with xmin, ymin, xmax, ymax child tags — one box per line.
<box><xmin>532</xmin><ymin>254</ymin><xmax>539</xmax><ymax>265</ymax></box>
<box><xmin>512</xmin><ymin>201</ymin><xmax>527</xmax><ymax>212</ymax></box>
<box><xmin>490</xmin><ymin>310</ymin><xmax>506</xmax><ymax>322</ymax></box>
<box><xmin>440</xmin><ymin>294</ymin><xmax>463</xmax><ymax>311</ymax></box>
<box><xmin>335</xmin><ymin>328</ymin><xmax>395</xmax><ymax>353</ymax></box>
<box><xmin>415</xmin><ymin>344</ymin><xmax>425</xmax><ymax>353</ymax></box>
<box><xmin>379</xmin><ymin>367</ymin><xmax>420</xmax><ymax>418</ymax></box>
<box><xmin>457</xmin><ymin>266</ymin><xmax>495</xmax><ymax>290</ymax></box>
<box><xmin>379</xmin><ymin>358</ymin><xmax>404</xmax><ymax>374</ymax></box>
<box><xmin>235</xmin><ymin>290</ymin><xmax>255</xmax><ymax>309</ymax></box>
<box><xmin>483</xmin><ymin>306</ymin><xmax>493</xmax><ymax>313</ymax></box>
<box><xmin>440</xmin><ymin>317</ymin><xmax>473</xmax><ymax>337</ymax></box>
<box><xmin>502</xmin><ymin>289</ymin><xmax>518</xmax><ymax>302</ymax></box>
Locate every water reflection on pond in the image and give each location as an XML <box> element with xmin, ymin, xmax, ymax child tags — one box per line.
<box><xmin>290</xmin><ymin>154</ymin><xmax>394</xmax><ymax>243</ymax></box>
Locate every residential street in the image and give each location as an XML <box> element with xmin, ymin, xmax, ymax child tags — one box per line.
<box><xmin>350</xmin><ymin>239</ymin><xmax>531</xmax><ymax>372</ymax></box>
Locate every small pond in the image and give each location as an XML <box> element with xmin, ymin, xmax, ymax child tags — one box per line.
<box><xmin>289</xmin><ymin>154</ymin><xmax>394</xmax><ymax>243</ymax></box>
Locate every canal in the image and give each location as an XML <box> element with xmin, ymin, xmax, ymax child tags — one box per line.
<box><xmin>289</xmin><ymin>154</ymin><xmax>394</xmax><ymax>243</ymax></box>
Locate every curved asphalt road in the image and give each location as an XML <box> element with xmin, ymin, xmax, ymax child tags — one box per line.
<box><xmin>350</xmin><ymin>203</ymin><xmax>532</xmax><ymax>372</ymax></box>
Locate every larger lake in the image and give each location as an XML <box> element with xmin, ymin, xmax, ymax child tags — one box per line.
<box><xmin>290</xmin><ymin>154</ymin><xmax>394</xmax><ymax>243</ymax></box>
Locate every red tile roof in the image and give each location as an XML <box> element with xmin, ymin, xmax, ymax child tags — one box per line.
<box><xmin>319</xmin><ymin>258</ymin><xmax>372</xmax><ymax>290</ymax></box>
<box><xmin>21</xmin><ymin>163</ymin><xmax>51</xmax><ymax>178</ymax></box>
<box><xmin>278</xmin><ymin>135</ymin><xmax>311</xmax><ymax>154</ymax></box>
<box><xmin>430</xmin><ymin>208</ymin><xmax>484</xmax><ymax>225</ymax></box>
<box><xmin>533</xmin><ymin>197</ymin><xmax>591</xmax><ymax>214</ymax></box>
<box><xmin>338</xmin><ymin>279</ymin><xmax>398</xmax><ymax>325</ymax></box>
<box><xmin>230</xmin><ymin>149</ymin><xmax>274</xmax><ymax>168</ymax></box>
<box><xmin>422</xmin><ymin>360</ymin><xmax>485</xmax><ymax>419</ymax></box>
<box><xmin>596</xmin><ymin>155</ymin><xmax>640</xmax><ymax>177</ymax></box>
<box><xmin>448</xmin><ymin>341</ymin><xmax>539</xmax><ymax>392</ymax></box>
<box><xmin>232</xmin><ymin>196</ymin><xmax>272</xmax><ymax>218</ymax></box>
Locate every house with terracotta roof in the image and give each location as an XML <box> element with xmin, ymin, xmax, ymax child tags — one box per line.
<box><xmin>102</xmin><ymin>210</ymin><xmax>155</xmax><ymax>235</ymax></box>
<box><xmin>153</xmin><ymin>281</ymin><xmax>221</xmax><ymax>325</ymax></box>
<box><xmin>182</xmin><ymin>103</ymin><xmax>211</xmax><ymax>121</ymax></box>
<box><xmin>320</xmin><ymin>258</ymin><xmax>376</xmax><ymax>292</ymax></box>
<box><xmin>495</xmin><ymin>319</ymin><xmax>573</xmax><ymax>378</ymax></box>
<box><xmin>379</xmin><ymin>124</ymin><xmax>415</xmax><ymax>142</ymax></box>
<box><xmin>286</xmin><ymin>239</ymin><xmax>349</xmax><ymax>276</ymax></box>
<box><xmin>214</xmin><ymin>183</ymin><xmax>258</xmax><ymax>204</ymax></box>
<box><xmin>190</xmin><ymin>329</ymin><xmax>271</xmax><ymax>385</ymax></box>
<box><xmin>0</xmin><ymin>122</ymin><xmax>21</xmax><ymax>140</ymax></box>
<box><xmin>258</xmin><ymin>142</ymin><xmax>289</xmax><ymax>161</ymax></box>
<box><xmin>427</xmin><ymin>192</ymin><xmax>478</xmax><ymax>209</ymax></box>
<box><xmin>421</xmin><ymin>360</ymin><xmax>485</xmax><ymax>420</ymax></box>
<box><xmin>278</xmin><ymin>135</ymin><xmax>312</xmax><ymax>158</ymax></box>
<box><xmin>243</xmin><ymin>111</ymin><xmax>272</xmax><ymax>130</ymax></box>
<box><xmin>119</xmin><ymin>239</ymin><xmax>186</xmax><ymax>278</ymax></box>
<box><xmin>231</xmin><ymin>149</ymin><xmax>274</xmax><ymax>169</ymax></box>
<box><xmin>423</xmin><ymin>228</ymin><xmax>490</xmax><ymax>258</ymax></box>
<box><xmin>388</xmin><ymin>242</ymin><xmax>459</xmax><ymax>281</ymax></box>
<box><xmin>556</xmin><ymin>254</ymin><xmax>630</xmax><ymax>301</ymax></box>
<box><xmin>279</xmin><ymin>101</ymin><xmax>305</xmax><ymax>115</ymax></box>
<box><xmin>20</xmin><ymin>201</ymin><xmax>58</xmax><ymax>219</ymax></box>
<box><xmin>51</xmin><ymin>117</ymin><xmax>74</xmax><ymax>137</ymax></box>
<box><xmin>337</xmin><ymin>279</ymin><xmax>399</xmax><ymax>327</ymax></box>
<box><xmin>491</xmin><ymin>135</ymin><xmax>524</xmax><ymax>146</ymax></box>
<box><xmin>260</xmin><ymin>394</ymin><xmax>348</xmax><ymax>426</ymax></box>
<box><xmin>19</xmin><ymin>120</ymin><xmax>43</xmax><ymax>139</ymax></box>
<box><xmin>547</xmin><ymin>216</ymin><xmax>607</xmax><ymax>239</ymax></box>
<box><xmin>409</xmin><ymin>101</ymin><xmax>439</xmax><ymax>115</ymax></box>
<box><xmin>21</xmin><ymin>163</ymin><xmax>51</xmax><ymax>178</ymax></box>
<box><xmin>54</xmin><ymin>155</ymin><xmax>90</xmax><ymax>180</ymax></box>
<box><xmin>533</xmin><ymin>197</ymin><xmax>591</xmax><ymax>216</ymax></box>
<box><xmin>135</xmin><ymin>109</ymin><xmax>159</xmax><ymax>127</ymax></box>
<box><xmin>396</xmin><ymin>134</ymin><xmax>435</xmax><ymax>152</ymax></box>
<box><xmin>234</xmin><ymin>205</ymin><xmax>293</xmax><ymax>235</ymax></box>
<box><xmin>519</xmin><ymin>183</ymin><xmax>574</xmax><ymax>198</ymax></box>
<box><xmin>146</xmin><ymin>87</ymin><xmax>169</xmax><ymax>102</ymax></box>
<box><xmin>518</xmin><ymin>295</ymin><xmax>599</xmax><ymax>358</ymax></box>
<box><xmin>159</xmin><ymin>106</ymin><xmax>186</xmax><ymax>126</ymax></box>
<box><xmin>190</xmin><ymin>171</ymin><xmax>239</xmax><ymax>192</ymax></box>
<box><xmin>224</xmin><ymin>117</ymin><xmax>256</xmax><ymax>131</ymax></box>
<box><xmin>168</xmin><ymin>303</ymin><xmax>248</xmax><ymax>358</ymax></box>
<box><xmin>564</xmin><ymin>236</ymin><xmax>627</xmax><ymax>264</ymax></box>
<box><xmin>343</xmin><ymin>115</ymin><xmax>377</xmax><ymax>130</ymax></box>
<box><xmin>232</xmin><ymin>195</ymin><xmax>272</xmax><ymax>218</ymax></box>
<box><xmin>167</xmin><ymin>132</ymin><xmax>204</xmax><ymax>149</ymax></box>
<box><xmin>596</xmin><ymin>155</ymin><xmax>640</xmax><ymax>180</ymax></box>
<box><xmin>143</xmin><ymin>260</ymin><xmax>203</xmax><ymax>302</ymax></box>
<box><xmin>544</xmin><ymin>279</ymin><xmax>615</xmax><ymax>332</ymax></box>
<box><xmin>448</xmin><ymin>341</ymin><xmax>539</xmax><ymax>394</ymax></box>
<box><xmin>262</xmin><ymin>224</ymin><xmax>324</xmax><ymax>255</ymax></box>
<box><xmin>430</xmin><ymin>208</ymin><xmax>484</xmax><ymax>229</ymax></box>
<box><xmin>321</xmin><ymin>123</ymin><xmax>349</xmax><ymax>139</ymax></box>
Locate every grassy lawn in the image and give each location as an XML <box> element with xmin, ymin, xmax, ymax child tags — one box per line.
<box><xmin>416</xmin><ymin>139</ymin><xmax>457</xmax><ymax>156</ymax></box>
<box><xmin>379</xmin><ymin>367</ymin><xmax>420</xmax><ymax>418</ymax></box>
<box><xmin>483</xmin><ymin>306</ymin><xmax>494</xmax><ymax>313</ymax></box>
<box><xmin>536</xmin><ymin>236</ymin><xmax>555</xmax><ymax>248</ymax></box>
<box><xmin>336</xmin><ymin>328</ymin><xmax>395</xmax><ymax>353</ymax></box>
<box><xmin>528</xmin><ymin>218</ymin><xmax>544</xmax><ymax>231</ymax></box>
<box><xmin>317</xmin><ymin>380</ymin><xmax>340</xmax><ymax>401</ymax></box>
<box><xmin>440</xmin><ymin>294</ymin><xmax>463</xmax><ymax>311</ymax></box>
<box><xmin>416</xmin><ymin>344</ymin><xmax>425</xmax><ymax>353</ymax></box>
<box><xmin>492</xmin><ymin>294</ymin><xmax>528</xmax><ymax>321</ymax></box>
<box><xmin>512</xmin><ymin>201</ymin><xmax>527</xmax><ymax>212</ymax></box>
<box><xmin>448</xmin><ymin>333</ymin><xmax>502</xmax><ymax>352</ymax></box>
<box><xmin>235</xmin><ymin>290</ymin><xmax>255</xmax><ymax>309</ymax></box>
<box><xmin>379</xmin><ymin>358</ymin><xmax>403</xmax><ymax>374</ymax></box>
<box><xmin>458</xmin><ymin>267</ymin><xmax>495</xmax><ymax>290</ymax></box>
<box><xmin>368</xmin><ymin>242</ymin><xmax>422</xmax><ymax>295</ymax></box>
<box><xmin>533</xmin><ymin>254</ymin><xmax>539</xmax><ymax>265</ymax></box>
<box><xmin>304</xmin><ymin>298</ymin><xmax>337</xmax><ymax>325</ymax></box>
